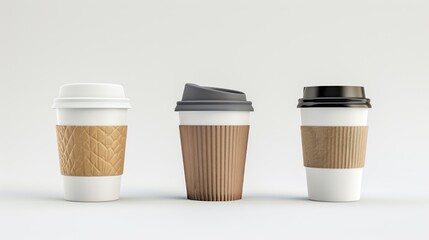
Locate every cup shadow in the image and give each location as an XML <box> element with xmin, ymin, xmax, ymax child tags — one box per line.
<box><xmin>119</xmin><ymin>194</ymin><xmax>187</xmax><ymax>203</ymax></box>
<box><xmin>0</xmin><ymin>189</ymin><xmax>64</xmax><ymax>202</ymax></box>
<box><xmin>117</xmin><ymin>194</ymin><xmax>309</xmax><ymax>204</ymax></box>
<box><xmin>6</xmin><ymin>189</ymin><xmax>428</xmax><ymax>206</ymax></box>
<box><xmin>243</xmin><ymin>194</ymin><xmax>308</xmax><ymax>202</ymax></box>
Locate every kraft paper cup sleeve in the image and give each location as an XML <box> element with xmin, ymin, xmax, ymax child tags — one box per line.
<box><xmin>300</xmin><ymin>126</ymin><xmax>368</xmax><ymax>168</ymax></box>
<box><xmin>56</xmin><ymin>126</ymin><xmax>128</xmax><ymax>176</ymax></box>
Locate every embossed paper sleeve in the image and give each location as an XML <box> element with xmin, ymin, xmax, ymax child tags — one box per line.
<box><xmin>300</xmin><ymin>126</ymin><xmax>368</xmax><ymax>168</ymax></box>
<box><xmin>56</xmin><ymin>126</ymin><xmax>128</xmax><ymax>176</ymax></box>
<box><xmin>179</xmin><ymin>125</ymin><xmax>249</xmax><ymax>201</ymax></box>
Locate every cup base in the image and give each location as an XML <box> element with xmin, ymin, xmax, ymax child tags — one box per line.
<box><xmin>187</xmin><ymin>196</ymin><xmax>242</xmax><ymax>202</ymax></box>
<box><xmin>306</xmin><ymin>168</ymin><xmax>362</xmax><ymax>202</ymax></box>
<box><xmin>63</xmin><ymin>175</ymin><xmax>121</xmax><ymax>202</ymax></box>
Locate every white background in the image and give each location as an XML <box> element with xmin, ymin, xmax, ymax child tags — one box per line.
<box><xmin>1</xmin><ymin>0</ymin><xmax>428</xmax><ymax>239</ymax></box>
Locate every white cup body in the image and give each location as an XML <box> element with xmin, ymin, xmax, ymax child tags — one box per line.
<box><xmin>179</xmin><ymin>111</ymin><xmax>250</xmax><ymax>125</ymax></box>
<box><xmin>54</xmin><ymin>83</ymin><xmax>130</xmax><ymax>202</ymax></box>
<box><xmin>300</xmin><ymin>108</ymin><xmax>368</xmax><ymax>126</ymax></box>
<box><xmin>63</xmin><ymin>176</ymin><xmax>122</xmax><ymax>202</ymax></box>
<box><xmin>56</xmin><ymin>108</ymin><xmax>128</xmax><ymax>126</ymax></box>
<box><xmin>56</xmin><ymin>108</ymin><xmax>128</xmax><ymax>202</ymax></box>
<box><xmin>300</xmin><ymin>108</ymin><xmax>368</xmax><ymax>202</ymax></box>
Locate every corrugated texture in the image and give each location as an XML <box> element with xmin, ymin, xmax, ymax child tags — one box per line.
<box><xmin>301</xmin><ymin>126</ymin><xmax>368</xmax><ymax>168</ymax></box>
<box><xmin>56</xmin><ymin>126</ymin><xmax>127</xmax><ymax>176</ymax></box>
<box><xmin>179</xmin><ymin>125</ymin><xmax>249</xmax><ymax>201</ymax></box>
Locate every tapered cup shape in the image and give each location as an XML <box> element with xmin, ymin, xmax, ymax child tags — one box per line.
<box><xmin>176</xmin><ymin>83</ymin><xmax>253</xmax><ymax>201</ymax></box>
<box><xmin>298</xmin><ymin>86</ymin><xmax>371</xmax><ymax>202</ymax></box>
<box><xmin>53</xmin><ymin>83</ymin><xmax>131</xmax><ymax>202</ymax></box>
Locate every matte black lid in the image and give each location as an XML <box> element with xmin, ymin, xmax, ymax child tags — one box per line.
<box><xmin>175</xmin><ymin>83</ymin><xmax>254</xmax><ymax>111</ymax></box>
<box><xmin>297</xmin><ymin>86</ymin><xmax>371</xmax><ymax>108</ymax></box>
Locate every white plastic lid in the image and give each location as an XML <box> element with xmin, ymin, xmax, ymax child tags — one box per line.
<box><xmin>52</xmin><ymin>83</ymin><xmax>131</xmax><ymax>109</ymax></box>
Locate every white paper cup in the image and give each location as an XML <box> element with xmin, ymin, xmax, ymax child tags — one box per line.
<box><xmin>301</xmin><ymin>108</ymin><xmax>368</xmax><ymax>202</ymax></box>
<box><xmin>53</xmin><ymin>83</ymin><xmax>131</xmax><ymax>202</ymax></box>
<box><xmin>298</xmin><ymin>86</ymin><xmax>371</xmax><ymax>202</ymax></box>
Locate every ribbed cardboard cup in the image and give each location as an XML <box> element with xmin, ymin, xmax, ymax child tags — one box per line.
<box><xmin>176</xmin><ymin>84</ymin><xmax>253</xmax><ymax>201</ymax></box>
<box><xmin>179</xmin><ymin>114</ymin><xmax>250</xmax><ymax>201</ymax></box>
<box><xmin>53</xmin><ymin>83</ymin><xmax>131</xmax><ymax>202</ymax></box>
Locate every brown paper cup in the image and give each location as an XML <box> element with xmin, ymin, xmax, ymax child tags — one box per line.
<box><xmin>56</xmin><ymin>126</ymin><xmax>128</xmax><ymax>176</ymax></box>
<box><xmin>179</xmin><ymin>125</ymin><xmax>249</xmax><ymax>201</ymax></box>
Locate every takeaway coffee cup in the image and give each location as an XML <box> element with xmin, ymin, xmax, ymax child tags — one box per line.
<box><xmin>53</xmin><ymin>83</ymin><xmax>131</xmax><ymax>201</ymax></box>
<box><xmin>175</xmin><ymin>83</ymin><xmax>254</xmax><ymax>201</ymax></box>
<box><xmin>297</xmin><ymin>86</ymin><xmax>371</xmax><ymax>202</ymax></box>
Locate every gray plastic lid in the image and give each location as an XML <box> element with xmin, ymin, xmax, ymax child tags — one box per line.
<box><xmin>175</xmin><ymin>83</ymin><xmax>254</xmax><ymax>111</ymax></box>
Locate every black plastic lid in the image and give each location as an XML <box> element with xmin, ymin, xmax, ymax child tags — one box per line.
<box><xmin>297</xmin><ymin>86</ymin><xmax>371</xmax><ymax>108</ymax></box>
<box><xmin>175</xmin><ymin>83</ymin><xmax>254</xmax><ymax>111</ymax></box>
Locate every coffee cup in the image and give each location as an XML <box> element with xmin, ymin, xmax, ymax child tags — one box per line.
<box><xmin>297</xmin><ymin>86</ymin><xmax>371</xmax><ymax>202</ymax></box>
<box><xmin>53</xmin><ymin>83</ymin><xmax>131</xmax><ymax>201</ymax></box>
<box><xmin>175</xmin><ymin>83</ymin><xmax>254</xmax><ymax>201</ymax></box>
